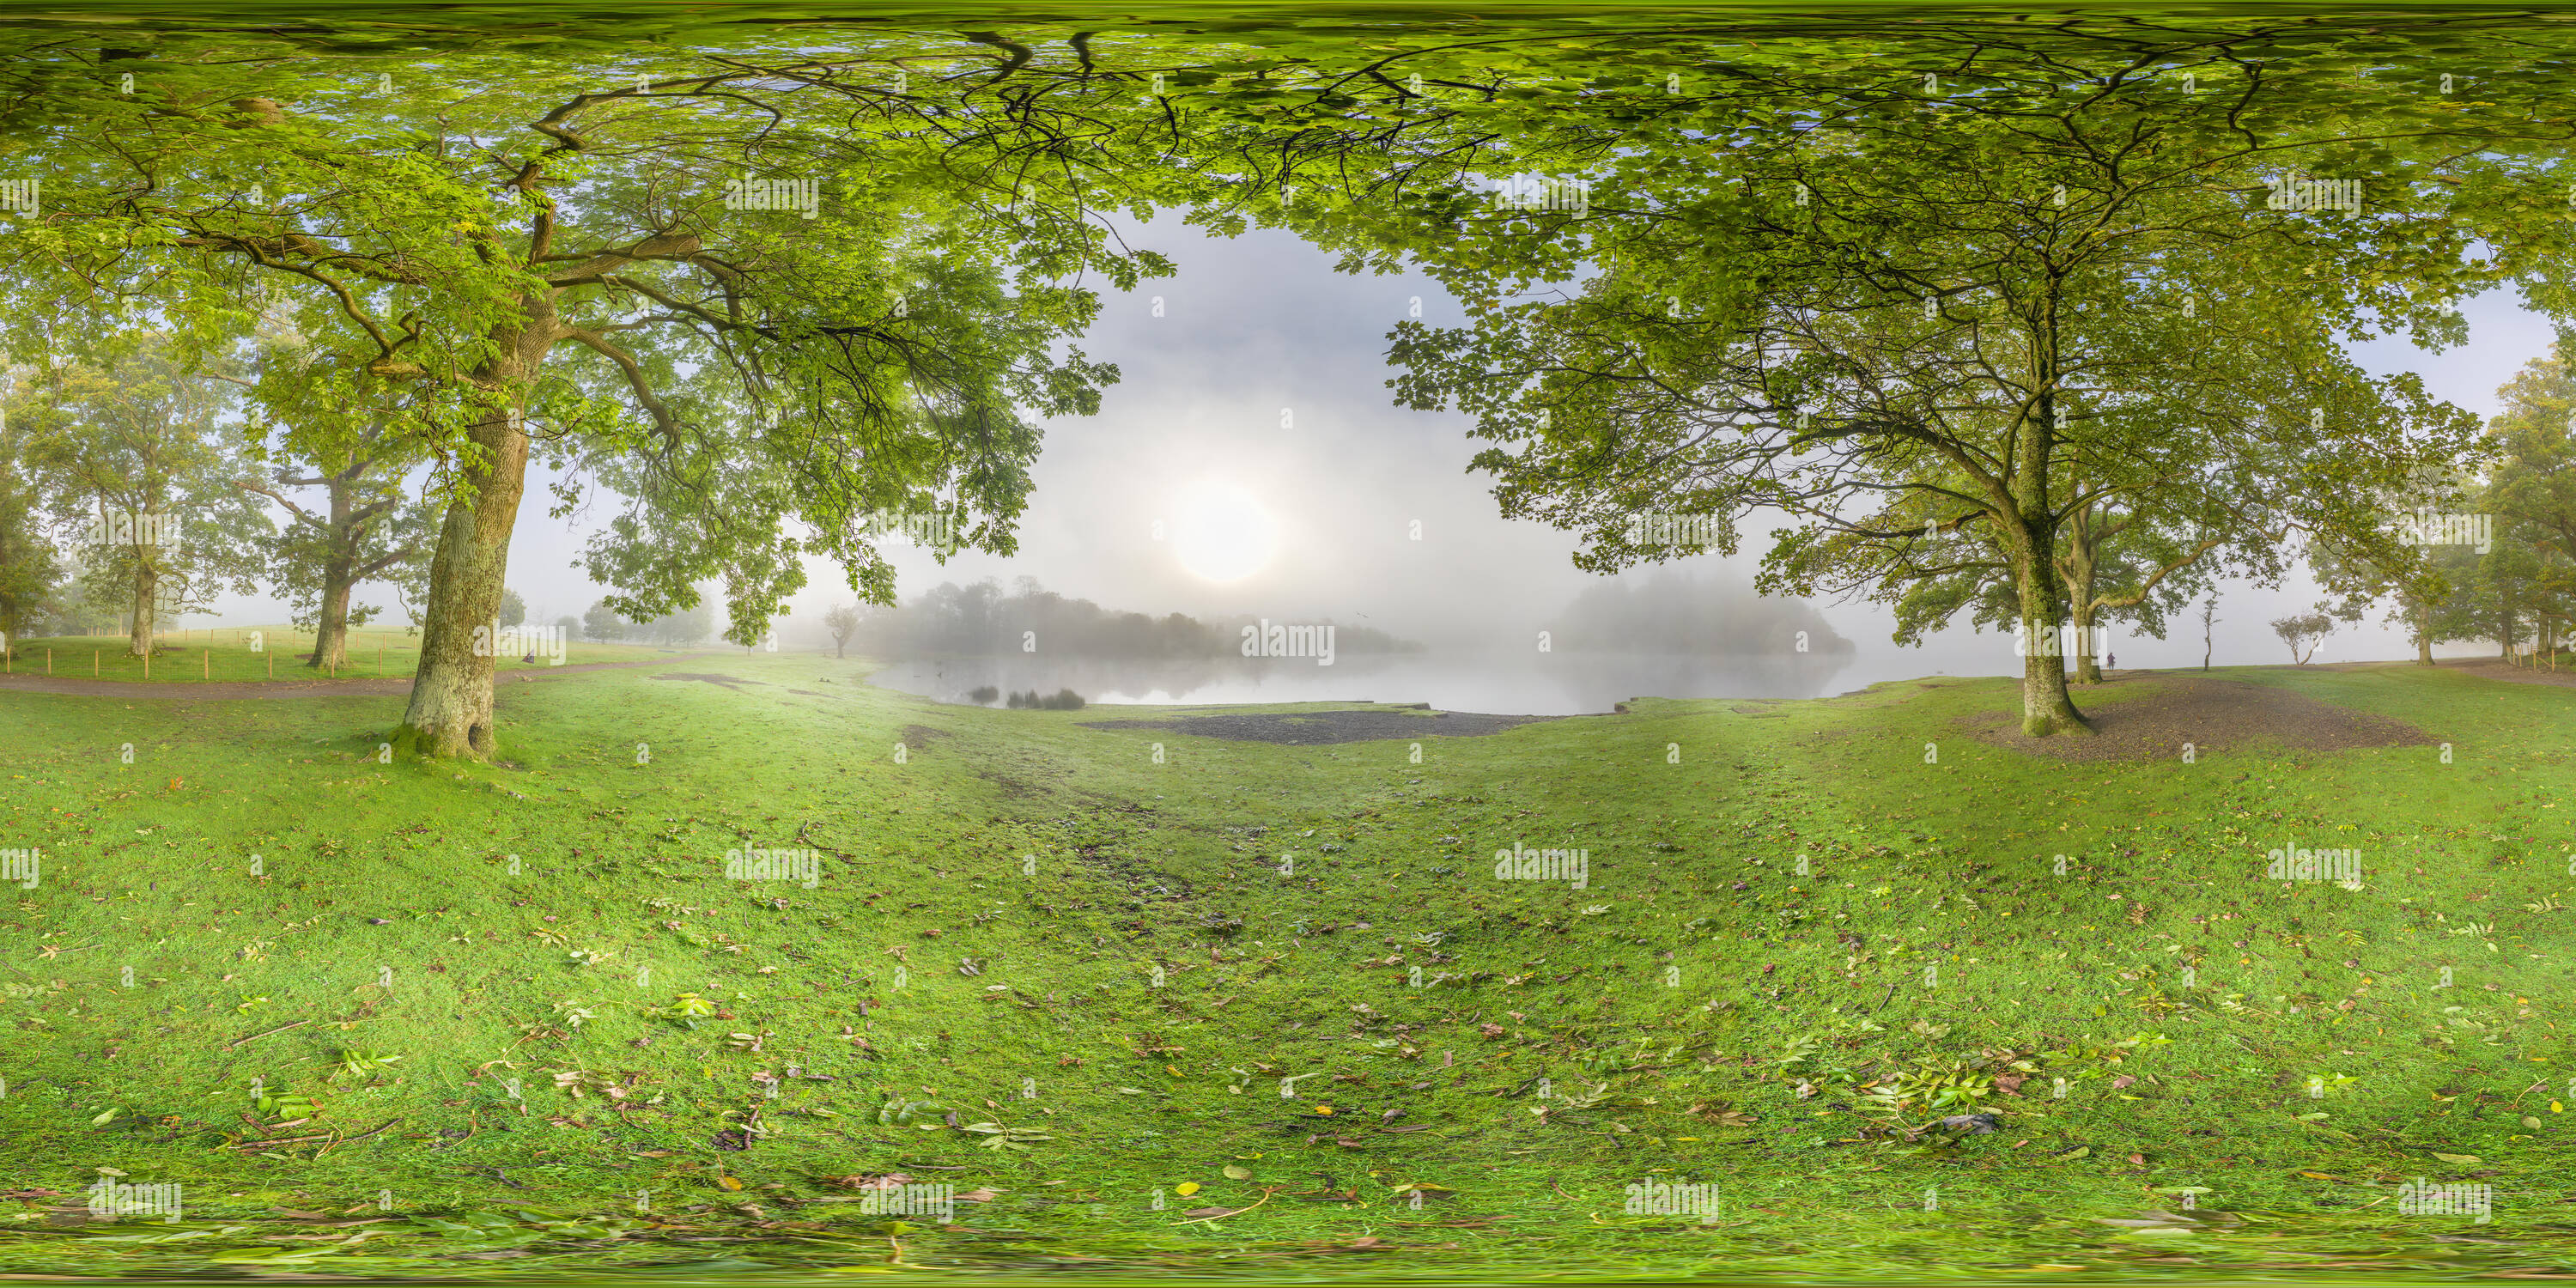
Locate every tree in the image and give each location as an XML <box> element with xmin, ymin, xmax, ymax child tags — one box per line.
<box><xmin>234</xmin><ymin>354</ymin><xmax>438</xmax><ymax>669</ymax></box>
<box><xmin>2486</xmin><ymin>350</ymin><xmax>2576</xmax><ymax>667</ymax></box>
<box><xmin>2271</xmin><ymin>611</ymin><xmax>2334</xmax><ymax>665</ymax></box>
<box><xmin>1359</xmin><ymin>88</ymin><xmax>2482</xmax><ymax>733</ymax></box>
<box><xmin>27</xmin><ymin>37</ymin><xmax>1183</xmax><ymax>757</ymax></box>
<box><xmin>2311</xmin><ymin>471</ymin><xmax>2487</xmax><ymax>669</ymax></box>
<box><xmin>823</xmin><ymin>602</ymin><xmax>863</xmax><ymax>659</ymax></box>
<box><xmin>581</xmin><ymin>599</ymin><xmax>627</xmax><ymax>645</ymax></box>
<box><xmin>15</xmin><ymin>339</ymin><xmax>264</xmax><ymax>656</ymax></box>
<box><xmin>499</xmin><ymin>589</ymin><xmax>526</xmax><ymax>629</ymax></box>
<box><xmin>638</xmin><ymin>599</ymin><xmax>713</xmax><ymax>647</ymax></box>
<box><xmin>552</xmin><ymin>613</ymin><xmax>579</xmax><ymax>644</ymax></box>
<box><xmin>0</xmin><ymin>407</ymin><xmax>58</xmax><ymax>654</ymax></box>
<box><xmin>2199</xmin><ymin>598</ymin><xmax>2217</xmax><ymax>671</ymax></box>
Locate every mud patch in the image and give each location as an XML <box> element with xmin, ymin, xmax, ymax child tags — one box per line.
<box><xmin>1959</xmin><ymin>674</ymin><xmax>2435</xmax><ymax>762</ymax></box>
<box><xmin>653</xmin><ymin>673</ymin><xmax>767</xmax><ymax>689</ymax></box>
<box><xmin>901</xmin><ymin>724</ymin><xmax>950</xmax><ymax>745</ymax></box>
<box><xmin>1080</xmin><ymin>708</ymin><xmax>1558</xmax><ymax>745</ymax></box>
<box><xmin>2439</xmin><ymin>659</ymin><xmax>2576</xmax><ymax>690</ymax></box>
<box><xmin>977</xmin><ymin>769</ymin><xmax>1040</xmax><ymax>799</ymax></box>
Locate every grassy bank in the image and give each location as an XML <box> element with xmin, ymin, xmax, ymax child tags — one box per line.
<box><xmin>0</xmin><ymin>654</ymin><xmax>2568</xmax><ymax>1279</ymax></box>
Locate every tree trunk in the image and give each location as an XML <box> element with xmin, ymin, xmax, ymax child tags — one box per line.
<box><xmin>310</xmin><ymin>477</ymin><xmax>356</xmax><ymax>669</ymax></box>
<box><xmin>2015</xmin><ymin>544</ymin><xmax>2086</xmax><ymax>734</ymax></box>
<box><xmin>2063</xmin><ymin>501</ymin><xmax>2103</xmax><ymax>685</ymax></box>
<box><xmin>311</xmin><ymin>569</ymin><xmax>355</xmax><ymax>670</ymax></box>
<box><xmin>2008</xmin><ymin>371</ymin><xmax>2087</xmax><ymax>735</ymax></box>
<box><xmin>2413</xmin><ymin>595</ymin><xmax>2434</xmax><ymax>665</ymax></box>
<box><xmin>127</xmin><ymin>556</ymin><xmax>156</xmax><ymax>658</ymax></box>
<box><xmin>392</xmin><ymin>305</ymin><xmax>555</xmax><ymax>759</ymax></box>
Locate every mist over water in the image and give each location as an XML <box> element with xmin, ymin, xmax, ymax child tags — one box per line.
<box><xmin>866</xmin><ymin>648</ymin><xmax>1872</xmax><ymax>714</ymax></box>
<box><xmin>857</xmin><ymin>566</ymin><xmax>1888</xmax><ymax>713</ymax></box>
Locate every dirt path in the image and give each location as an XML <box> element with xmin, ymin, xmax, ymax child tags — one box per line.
<box><xmin>0</xmin><ymin>651</ymin><xmax>725</xmax><ymax>701</ymax></box>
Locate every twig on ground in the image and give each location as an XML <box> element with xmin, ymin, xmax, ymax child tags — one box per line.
<box><xmin>228</xmin><ymin>1018</ymin><xmax>309</xmax><ymax>1049</ymax></box>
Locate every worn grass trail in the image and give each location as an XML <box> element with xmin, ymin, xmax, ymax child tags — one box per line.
<box><xmin>0</xmin><ymin>654</ymin><xmax>2569</xmax><ymax>1279</ymax></box>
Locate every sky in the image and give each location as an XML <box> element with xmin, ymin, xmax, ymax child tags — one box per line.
<box><xmin>195</xmin><ymin>214</ymin><xmax>2559</xmax><ymax>682</ymax></box>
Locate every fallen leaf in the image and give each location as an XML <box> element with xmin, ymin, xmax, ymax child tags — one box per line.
<box><xmin>1223</xmin><ymin>1165</ymin><xmax>1252</xmax><ymax>1181</ymax></box>
<box><xmin>715</xmin><ymin>1176</ymin><xmax>744</xmax><ymax>1192</ymax></box>
<box><xmin>1180</xmin><ymin>1206</ymin><xmax>1242</xmax><ymax>1219</ymax></box>
<box><xmin>1175</xmin><ymin>1182</ymin><xmax>1200</xmax><ymax>1197</ymax></box>
<box><xmin>2431</xmin><ymin>1152</ymin><xmax>2481</xmax><ymax>1164</ymax></box>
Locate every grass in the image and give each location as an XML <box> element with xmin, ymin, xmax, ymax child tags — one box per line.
<box><xmin>0</xmin><ymin>626</ymin><xmax>702</xmax><ymax>683</ymax></box>
<box><xmin>0</xmin><ymin>653</ymin><xmax>2569</xmax><ymax>1279</ymax></box>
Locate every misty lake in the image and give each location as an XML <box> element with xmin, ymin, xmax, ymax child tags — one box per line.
<box><xmin>863</xmin><ymin>648</ymin><xmax>2006</xmax><ymax>716</ymax></box>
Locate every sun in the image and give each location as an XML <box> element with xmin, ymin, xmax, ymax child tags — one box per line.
<box><xmin>1170</xmin><ymin>480</ymin><xmax>1277</xmax><ymax>583</ymax></box>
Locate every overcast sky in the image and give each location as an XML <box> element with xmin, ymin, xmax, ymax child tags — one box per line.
<box><xmin>197</xmin><ymin>214</ymin><xmax>2556</xmax><ymax>679</ymax></box>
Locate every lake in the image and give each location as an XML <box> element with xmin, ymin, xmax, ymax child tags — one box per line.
<box><xmin>862</xmin><ymin>647</ymin><xmax>2015</xmax><ymax>716</ymax></box>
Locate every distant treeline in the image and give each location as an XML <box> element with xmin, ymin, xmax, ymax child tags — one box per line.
<box><xmin>852</xmin><ymin>579</ymin><xmax>1419</xmax><ymax>659</ymax></box>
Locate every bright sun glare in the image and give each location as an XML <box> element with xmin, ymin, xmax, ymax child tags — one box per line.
<box><xmin>1170</xmin><ymin>480</ymin><xmax>1277</xmax><ymax>582</ymax></box>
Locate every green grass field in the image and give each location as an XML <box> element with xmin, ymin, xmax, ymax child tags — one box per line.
<box><xmin>0</xmin><ymin>653</ymin><xmax>2568</xmax><ymax>1279</ymax></box>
